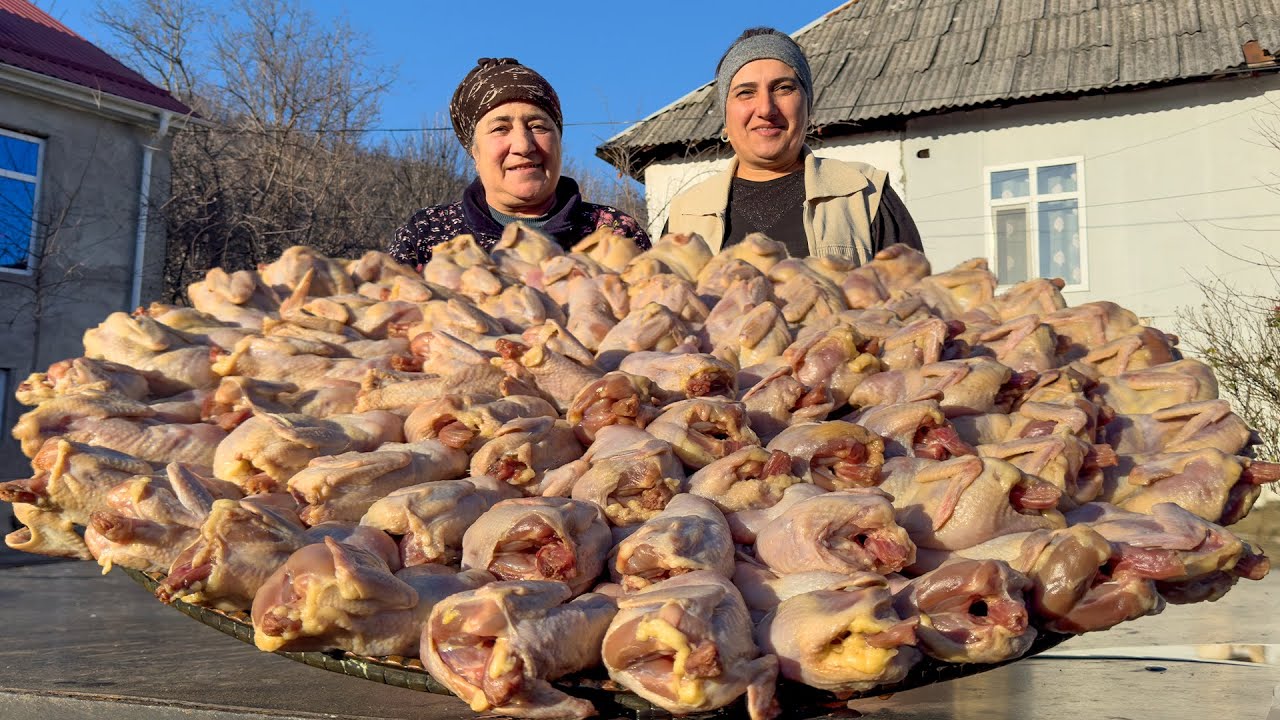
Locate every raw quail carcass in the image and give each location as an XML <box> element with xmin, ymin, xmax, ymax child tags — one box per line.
<box><xmin>849</xmin><ymin>400</ymin><xmax>975</xmax><ymax>460</ymax></box>
<box><xmin>565</xmin><ymin>371</ymin><xmax>664</xmax><ymax>443</ymax></box>
<box><xmin>423</xmin><ymin>581</ymin><xmax>617</xmax><ymax>718</ymax></box>
<box><xmin>879</xmin><ymin>455</ymin><xmax>1066</xmax><ymax>550</ymax></box>
<box><xmin>564</xmin><ymin>425</ymin><xmax>686</xmax><ymax>526</ymax></box>
<box><xmin>212</xmin><ymin>410</ymin><xmax>403</xmax><ymax>494</ymax></box>
<box><xmin>755</xmin><ymin>488</ymin><xmax>916</xmax><ymax>576</ymax></box>
<box><xmin>156</xmin><ymin>497</ymin><xmax>311</xmax><ymax>611</ymax></box>
<box><xmin>596</xmin><ymin>302</ymin><xmax>694</xmax><ymax>371</ymax></box>
<box><xmin>1067</xmin><ymin>502</ymin><xmax>1271</xmax><ymax>602</ymax></box>
<box><xmin>0</xmin><ymin>439</ymin><xmax>155</xmax><ymax>525</ymax></box>
<box><xmin>461</xmin><ymin>497</ymin><xmax>611</xmax><ymax>595</ymax></box>
<box><xmin>565</xmin><ymin>274</ymin><xmax>630</xmax><ymax>351</ymax></box>
<box><xmin>468</xmin><ymin>417</ymin><xmax>583</xmax><ymax>496</ymax></box>
<box><xmin>646</xmin><ymin>397</ymin><xmax>760</xmax><ymax>470</ymax></box>
<box><xmin>686</xmin><ymin>447</ymin><xmax>807</xmax><ymax>543</ymax></box>
<box><xmin>618</xmin><ymin>351</ymin><xmax>736</xmax><ymax>401</ymax></box>
<box><xmin>403</xmin><ymin>394</ymin><xmax>557</xmax><ymax>452</ymax></box>
<box><xmin>252</xmin><ymin>537</ymin><xmax>429</xmax><ymax>656</ymax></box>
<box><xmin>977</xmin><ymin>434</ymin><xmax>1114</xmax><ymax>510</ymax></box>
<box><xmin>610</xmin><ymin>494</ymin><xmax>735</xmax><ymax>591</ymax></box>
<box><xmin>921</xmin><ymin>525</ymin><xmax>1168</xmax><ymax>633</ymax></box>
<box><xmin>893</xmin><ymin>559</ymin><xmax>1036</xmax><ymax>663</ymax></box>
<box><xmin>738</xmin><ymin>367</ymin><xmax>834</xmax><ymax>443</ymax></box>
<box><xmin>360</xmin><ymin>478</ymin><xmax>518</xmax><ymax>567</ymax></box>
<box><xmin>573</xmin><ymin>227</ymin><xmax>641</xmax><ymax>271</ymax></box>
<box><xmin>602</xmin><ymin>572</ymin><xmax>778</xmax><ymax>720</ymax></box>
<box><xmin>765</xmin><ymin>421</ymin><xmax>885</xmax><ymax>490</ymax></box>
<box><xmin>287</xmin><ymin>440</ymin><xmax>469</xmax><ymax>524</ymax></box>
<box><xmin>17</xmin><ymin>357</ymin><xmax>159</xmax><ymax>405</ymax></box>
<box><xmin>1096</xmin><ymin>448</ymin><xmax>1280</xmax><ymax>525</ymax></box>
<box><xmin>84</xmin><ymin>463</ymin><xmax>237</xmax><ymax>573</ymax></box>
<box><xmin>1101</xmin><ymin>399</ymin><xmax>1254</xmax><ymax>456</ymax></box>
<box><xmin>1089</xmin><ymin>359</ymin><xmax>1219</xmax><ymax>415</ymax></box>
<box><xmin>756</xmin><ymin>573</ymin><xmax>919</xmax><ymax>693</ymax></box>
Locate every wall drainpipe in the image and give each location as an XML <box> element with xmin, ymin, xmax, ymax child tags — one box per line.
<box><xmin>130</xmin><ymin>110</ymin><xmax>172</xmax><ymax>310</ymax></box>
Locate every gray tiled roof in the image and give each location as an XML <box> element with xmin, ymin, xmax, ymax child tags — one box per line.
<box><xmin>599</xmin><ymin>0</ymin><xmax>1280</xmax><ymax>172</ymax></box>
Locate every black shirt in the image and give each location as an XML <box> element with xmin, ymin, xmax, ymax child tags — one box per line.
<box><xmin>724</xmin><ymin>171</ymin><xmax>809</xmax><ymax>257</ymax></box>
<box><xmin>714</xmin><ymin>172</ymin><xmax>925</xmax><ymax>260</ymax></box>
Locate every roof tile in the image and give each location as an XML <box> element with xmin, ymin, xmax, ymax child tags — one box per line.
<box><xmin>994</xmin><ymin>0</ymin><xmax>1048</xmax><ymax>25</ymax></box>
<box><xmin>881</xmin><ymin>35</ymin><xmax>943</xmax><ymax>74</ymax></box>
<box><xmin>1117</xmin><ymin>36</ymin><xmax>1181</xmax><ymax>83</ymax></box>
<box><xmin>1044</xmin><ymin>0</ymin><xmax>1099</xmax><ymax>17</ymax></box>
<box><xmin>954</xmin><ymin>57</ymin><xmax>1019</xmax><ymax>103</ymax></box>
<box><xmin>1243</xmin><ymin>0</ymin><xmax>1280</xmax><ymax>22</ymax></box>
<box><xmin>934</xmin><ymin>27</ymin><xmax>989</xmax><ymax>65</ymax></box>
<box><xmin>1031</xmin><ymin>11</ymin><xmax>1113</xmax><ymax>54</ymax></box>
<box><xmin>983</xmin><ymin>20</ymin><xmax>1036</xmax><ymax>59</ymax></box>
<box><xmin>901</xmin><ymin>65</ymin><xmax>965</xmax><ymax>112</ymax></box>
<box><xmin>874</xmin><ymin>10</ymin><xmax>925</xmax><ymax>43</ymax></box>
<box><xmin>1177</xmin><ymin>26</ymin><xmax>1253</xmax><ymax>75</ymax></box>
<box><xmin>912</xmin><ymin>2</ymin><xmax>959</xmax><ymax>37</ymax></box>
<box><xmin>1199</xmin><ymin>0</ymin><xmax>1249</xmax><ymax>30</ymax></box>
<box><xmin>1068</xmin><ymin>44</ymin><xmax>1120</xmax><ymax>88</ymax></box>
<box><xmin>850</xmin><ymin>71</ymin><xmax>912</xmax><ymax>120</ymax></box>
<box><xmin>948</xmin><ymin>0</ymin><xmax>1000</xmax><ymax>32</ymax></box>
<box><xmin>1009</xmin><ymin>50</ymin><xmax>1073</xmax><ymax>97</ymax></box>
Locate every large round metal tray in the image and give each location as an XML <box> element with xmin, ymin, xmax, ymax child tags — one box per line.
<box><xmin>121</xmin><ymin>566</ymin><xmax>1072</xmax><ymax>718</ymax></box>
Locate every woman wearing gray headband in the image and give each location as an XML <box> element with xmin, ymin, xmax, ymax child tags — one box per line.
<box><xmin>665</xmin><ymin>28</ymin><xmax>921</xmax><ymax>265</ymax></box>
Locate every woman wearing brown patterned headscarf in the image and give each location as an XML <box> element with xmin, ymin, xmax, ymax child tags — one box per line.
<box><xmin>389</xmin><ymin>58</ymin><xmax>650</xmax><ymax>268</ymax></box>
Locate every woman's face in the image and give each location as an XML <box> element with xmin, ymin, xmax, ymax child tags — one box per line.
<box><xmin>471</xmin><ymin>101</ymin><xmax>562</xmax><ymax>215</ymax></box>
<box><xmin>724</xmin><ymin>58</ymin><xmax>809</xmax><ymax>180</ymax></box>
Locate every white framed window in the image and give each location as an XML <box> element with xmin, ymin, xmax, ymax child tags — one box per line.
<box><xmin>0</xmin><ymin>128</ymin><xmax>43</xmax><ymax>274</ymax></box>
<box><xmin>984</xmin><ymin>157</ymin><xmax>1087</xmax><ymax>291</ymax></box>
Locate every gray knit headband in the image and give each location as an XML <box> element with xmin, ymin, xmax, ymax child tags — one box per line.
<box><xmin>715</xmin><ymin>32</ymin><xmax>814</xmax><ymax>116</ymax></box>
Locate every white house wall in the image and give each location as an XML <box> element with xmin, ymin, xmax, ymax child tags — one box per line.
<box><xmin>644</xmin><ymin>154</ymin><xmax>732</xmax><ymax>238</ymax></box>
<box><xmin>903</xmin><ymin>73</ymin><xmax>1280</xmax><ymax>328</ymax></box>
<box><xmin>0</xmin><ymin>89</ymin><xmax>169</xmax><ymax>476</ymax></box>
<box><xmin>642</xmin><ymin>129</ymin><xmax>904</xmax><ymax>238</ymax></box>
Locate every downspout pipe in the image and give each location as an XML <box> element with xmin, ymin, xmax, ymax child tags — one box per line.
<box><xmin>130</xmin><ymin>110</ymin><xmax>172</xmax><ymax>310</ymax></box>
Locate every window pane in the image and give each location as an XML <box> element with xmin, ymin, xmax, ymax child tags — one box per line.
<box><xmin>1037</xmin><ymin>163</ymin><xmax>1078</xmax><ymax>195</ymax></box>
<box><xmin>995</xmin><ymin>205</ymin><xmax>1029</xmax><ymax>284</ymax></box>
<box><xmin>991</xmin><ymin>169</ymin><xmax>1030</xmax><ymax>200</ymax></box>
<box><xmin>0</xmin><ymin>135</ymin><xmax>39</xmax><ymax>177</ymax></box>
<box><xmin>1039</xmin><ymin>199</ymin><xmax>1080</xmax><ymax>285</ymax></box>
<box><xmin>0</xmin><ymin>175</ymin><xmax>35</xmax><ymax>268</ymax></box>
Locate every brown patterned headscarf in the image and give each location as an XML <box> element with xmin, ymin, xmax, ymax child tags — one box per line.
<box><xmin>450</xmin><ymin>58</ymin><xmax>563</xmax><ymax>149</ymax></box>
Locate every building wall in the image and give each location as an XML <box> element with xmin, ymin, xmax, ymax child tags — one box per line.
<box><xmin>0</xmin><ymin>88</ymin><xmax>170</xmax><ymax>477</ymax></box>
<box><xmin>903</xmin><ymin>74</ymin><xmax>1280</xmax><ymax>330</ymax></box>
<box><xmin>642</xmin><ymin>129</ymin><xmax>905</xmax><ymax>239</ymax></box>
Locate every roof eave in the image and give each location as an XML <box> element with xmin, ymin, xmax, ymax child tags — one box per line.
<box><xmin>0</xmin><ymin>62</ymin><xmax>200</xmax><ymax>129</ymax></box>
<box><xmin>606</xmin><ymin>68</ymin><xmax>1280</xmax><ymax>177</ymax></box>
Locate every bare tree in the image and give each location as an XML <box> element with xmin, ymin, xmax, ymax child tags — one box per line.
<box><xmin>95</xmin><ymin>0</ymin><xmax>204</xmax><ymax>103</ymax></box>
<box><xmin>1178</xmin><ymin>253</ymin><xmax>1280</xmax><ymax>462</ymax></box>
<box><xmin>567</xmin><ymin>148</ymin><xmax>649</xmax><ymax>228</ymax></box>
<box><xmin>92</xmin><ymin>0</ymin><xmax>469</xmax><ymax>301</ymax></box>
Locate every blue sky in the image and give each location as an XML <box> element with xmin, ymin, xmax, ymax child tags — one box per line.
<box><xmin>41</xmin><ymin>0</ymin><xmax>840</xmax><ymax>180</ymax></box>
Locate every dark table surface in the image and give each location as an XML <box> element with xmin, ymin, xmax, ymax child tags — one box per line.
<box><xmin>1</xmin><ymin>561</ymin><xmax>1277</xmax><ymax>720</ymax></box>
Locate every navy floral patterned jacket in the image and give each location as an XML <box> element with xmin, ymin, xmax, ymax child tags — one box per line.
<box><xmin>388</xmin><ymin>176</ymin><xmax>650</xmax><ymax>268</ymax></box>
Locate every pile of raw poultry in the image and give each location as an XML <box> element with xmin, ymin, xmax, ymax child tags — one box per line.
<box><xmin>2</xmin><ymin>226</ymin><xmax>1274</xmax><ymax>720</ymax></box>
